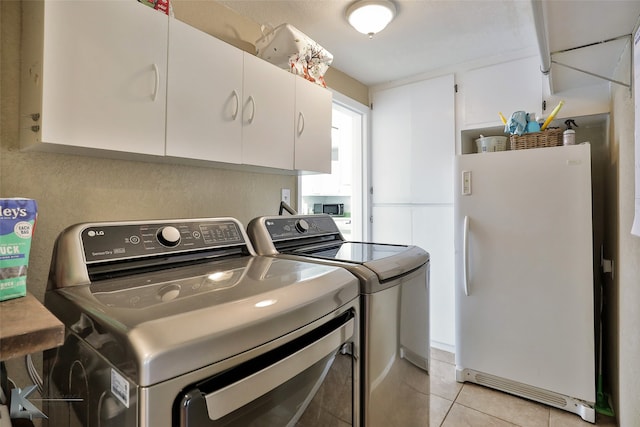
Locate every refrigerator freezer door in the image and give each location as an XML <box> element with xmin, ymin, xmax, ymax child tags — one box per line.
<box><xmin>454</xmin><ymin>144</ymin><xmax>595</xmax><ymax>403</ymax></box>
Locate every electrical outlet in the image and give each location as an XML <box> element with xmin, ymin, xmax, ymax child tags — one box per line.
<box><xmin>281</xmin><ymin>188</ymin><xmax>291</xmax><ymax>205</ymax></box>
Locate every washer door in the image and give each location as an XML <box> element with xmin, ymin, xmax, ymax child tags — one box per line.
<box><xmin>176</xmin><ymin>311</ymin><xmax>355</xmax><ymax>426</ymax></box>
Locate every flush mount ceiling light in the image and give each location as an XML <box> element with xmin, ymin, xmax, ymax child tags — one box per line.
<box><xmin>346</xmin><ymin>0</ymin><xmax>397</xmax><ymax>38</ymax></box>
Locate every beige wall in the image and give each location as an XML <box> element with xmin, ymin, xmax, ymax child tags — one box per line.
<box><xmin>608</xmin><ymin>39</ymin><xmax>640</xmax><ymax>425</ymax></box>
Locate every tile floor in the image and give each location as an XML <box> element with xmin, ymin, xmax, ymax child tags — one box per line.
<box><xmin>430</xmin><ymin>348</ymin><xmax>617</xmax><ymax>427</ymax></box>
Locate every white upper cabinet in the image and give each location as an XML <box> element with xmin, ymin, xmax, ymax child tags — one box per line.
<box><xmin>166</xmin><ymin>18</ymin><xmax>243</xmax><ymax>163</ymax></box>
<box><xmin>541</xmin><ymin>81</ymin><xmax>611</xmax><ymax>120</ymax></box>
<box><xmin>372</xmin><ymin>74</ymin><xmax>455</xmax><ymax>204</ymax></box>
<box><xmin>459</xmin><ymin>56</ymin><xmax>542</xmax><ymax>129</ymax></box>
<box><xmin>241</xmin><ymin>53</ymin><xmax>296</xmax><ymax>170</ymax></box>
<box><xmin>21</xmin><ymin>0</ymin><xmax>168</xmax><ymax>156</ymax></box>
<box><xmin>166</xmin><ymin>19</ymin><xmax>330</xmax><ymax>172</ymax></box>
<box><xmin>294</xmin><ymin>79</ymin><xmax>332</xmax><ymax>174</ymax></box>
<box><xmin>371</xmin><ymin>86</ymin><xmax>413</xmax><ymax>203</ymax></box>
<box><xmin>20</xmin><ymin>1</ymin><xmax>332</xmax><ymax>172</ymax></box>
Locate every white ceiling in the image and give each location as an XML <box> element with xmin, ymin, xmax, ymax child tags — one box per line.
<box><xmin>219</xmin><ymin>0</ymin><xmax>640</xmax><ymax>88</ymax></box>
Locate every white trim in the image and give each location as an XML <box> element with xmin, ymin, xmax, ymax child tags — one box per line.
<box><xmin>299</xmin><ymin>90</ymin><xmax>372</xmax><ymax>240</ymax></box>
<box><xmin>333</xmin><ymin>91</ymin><xmax>371</xmax><ymax>241</ymax></box>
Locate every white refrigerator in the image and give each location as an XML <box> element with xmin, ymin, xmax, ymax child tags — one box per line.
<box><xmin>454</xmin><ymin>143</ymin><xmax>596</xmax><ymax>422</ymax></box>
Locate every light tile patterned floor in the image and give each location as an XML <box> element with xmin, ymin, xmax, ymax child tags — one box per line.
<box><xmin>430</xmin><ymin>348</ymin><xmax>617</xmax><ymax>427</ymax></box>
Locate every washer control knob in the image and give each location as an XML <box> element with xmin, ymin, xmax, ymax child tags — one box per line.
<box><xmin>295</xmin><ymin>219</ymin><xmax>309</xmax><ymax>233</ymax></box>
<box><xmin>157</xmin><ymin>226</ymin><xmax>181</xmax><ymax>247</ymax></box>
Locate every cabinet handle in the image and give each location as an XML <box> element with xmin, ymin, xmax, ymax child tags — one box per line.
<box><xmin>247</xmin><ymin>95</ymin><xmax>256</xmax><ymax>124</ymax></box>
<box><xmin>231</xmin><ymin>90</ymin><xmax>239</xmax><ymax>120</ymax></box>
<box><xmin>297</xmin><ymin>111</ymin><xmax>305</xmax><ymax>136</ymax></box>
<box><xmin>151</xmin><ymin>63</ymin><xmax>160</xmax><ymax>102</ymax></box>
<box><xmin>463</xmin><ymin>215</ymin><xmax>470</xmax><ymax>296</ymax></box>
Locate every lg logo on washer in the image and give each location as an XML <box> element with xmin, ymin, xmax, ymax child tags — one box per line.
<box><xmin>87</xmin><ymin>230</ymin><xmax>105</xmax><ymax>237</ymax></box>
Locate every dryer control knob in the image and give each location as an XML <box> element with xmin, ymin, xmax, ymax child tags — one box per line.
<box><xmin>295</xmin><ymin>219</ymin><xmax>309</xmax><ymax>233</ymax></box>
<box><xmin>157</xmin><ymin>226</ymin><xmax>181</xmax><ymax>247</ymax></box>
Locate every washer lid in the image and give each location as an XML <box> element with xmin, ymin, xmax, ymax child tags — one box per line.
<box><xmin>246</xmin><ymin>215</ymin><xmax>429</xmax><ymax>283</ymax></box>
<box><xmin>293</xmin><ymin>242</ymin><xmax>429</xmax><ymax>282</ymax></box>
<box><xmin>46</xmin><ymin>256</ymin><xmax>358</xmax><ymax>387</ymax></box>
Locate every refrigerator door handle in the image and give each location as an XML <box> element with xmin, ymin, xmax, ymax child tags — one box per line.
<box><xmin>463</xmin><ymin>215</ymin><xmax>470</xmax><ymax>296</ymax></box>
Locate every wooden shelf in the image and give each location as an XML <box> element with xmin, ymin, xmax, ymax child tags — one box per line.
<box><xmin>0</xmin><ymin>293</ymin><xmax>64</xmax><ymax>361</ymax></box>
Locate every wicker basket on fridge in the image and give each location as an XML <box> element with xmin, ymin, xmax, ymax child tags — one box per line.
<box><xmin>509</xmin><ymin>128</ymin><xmax>563</xmax><ymax>150</ymax></box>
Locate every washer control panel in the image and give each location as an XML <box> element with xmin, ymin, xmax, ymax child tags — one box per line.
<box><xmin>264</xmin><ymin>215</ymin><xmax>340</xmax><ymax>241</ymax></box>
<box><xmin>81</xmin><ymin>219</ymin><xmax>246</xmax><ymax>263</ymax></box>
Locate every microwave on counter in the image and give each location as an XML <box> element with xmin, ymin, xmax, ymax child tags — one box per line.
<box><xmin>313</xmin><ymin>203</ymin><xmax>344</xmax><ymax>216</ymax></box>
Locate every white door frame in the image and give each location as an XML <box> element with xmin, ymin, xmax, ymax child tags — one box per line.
<box><xmin>297</xmin><ymin>90</ymin><xmax>371</xmax><ymax>240</ymax></box>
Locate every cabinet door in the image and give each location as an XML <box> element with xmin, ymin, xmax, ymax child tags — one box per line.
<box><xmin>294</xmin><ymin>79</ymin><xmax>332</xmax><ymax>173</ymax></box>
<box><xmin>372</xmin><ymin>204</ymin><xmax>456</xmax><ymax>349</ymax></box>
<box><xmin>460</xmin><ymin>56</ymin><xmax>541</xmax><ymax>128</ymax></box>
<box><xmin>371</xmin><ymin>86</ymin><xmax>413</xmax><ymax>204</ymax></box>
<box><xmin>371</xmin><ymin>206</ymin><xmax>413</xmax><ymax>245</ymax></box>
<box><xmin>39</xmin><ymin>0</ymin><xmax>168</xmax><ymax>155</ymax></box>
<box><xmin>241</xmin><ymin>54</ymin><xmax>295</xmax><ymax>170</ymax></box>
<box><xmin>412</xmin><ymin>206</ymin><xmax>455</xmax><ymax>348</ymax></box>
<box><xmin>166</xmin><ymin>18</ymin><xmax>243</xmax><ymax>163</ymax></box>
<box><xmin>371</xmin><ymin>74</ymin><xmax>455</xmax><ymax>204</ymax></box>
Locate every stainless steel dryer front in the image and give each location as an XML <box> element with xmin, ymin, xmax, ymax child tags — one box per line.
<box><xmin>43</xmin><ymin>217</ymin><xmax>360</xmax><ymax>427</ymax></box>
<box><xmin>247</xmin><ymin>214</ymin><xmax>430</xmax><ymax>427</ymax></box>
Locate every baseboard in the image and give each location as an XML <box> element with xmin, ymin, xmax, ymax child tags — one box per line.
<box><xmin>456</xmin><ymin>367</ymin><xmax>596</xmax><ymax>424</ymax></box>
<box><xmin>430</xmin><ymin>340</ymin><xmax>455</xmax><ymax>354</ymax></box>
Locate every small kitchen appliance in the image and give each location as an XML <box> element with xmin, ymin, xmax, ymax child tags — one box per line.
<box><xmin>43</xmin><ymin>217</ymin><xmax>360</xmax><ymax>426</ymax></box>
<box><xmin>247</xmin><ymin>214</ymin><xmax>430</xmax><ymax>426</ymax></box>
<box><xmin>322</xmin><ymin>203</ymin><xmax>345</xmax><ymax>216</ymax></box>
<box><xmin>312</xmin><ymin>203</ymin><xmax>345</xmax><ymax>216</ymax></box>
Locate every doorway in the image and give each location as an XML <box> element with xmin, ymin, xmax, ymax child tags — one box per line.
<box><xmin>299</xmin><ymin>98</ymin><xmax>367</xmax><ymax>241</ymax></box>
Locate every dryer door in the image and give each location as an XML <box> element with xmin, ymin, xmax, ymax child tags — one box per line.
<box><xmin>177</xmin><ymin>311</ymin><xmax>356</xmax><ymax>426</ymax></box>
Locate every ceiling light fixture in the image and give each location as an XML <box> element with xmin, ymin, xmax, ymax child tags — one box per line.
<box><xmin>346</xmin><ymin>0</ymin><xmax>396</xmax><ymax>39</ymax></box>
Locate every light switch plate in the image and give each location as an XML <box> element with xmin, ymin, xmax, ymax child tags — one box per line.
<box><xmin>462</xmin><ymin>171</ymin><xmax>472</xmax><ymax>195</ymax></box>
